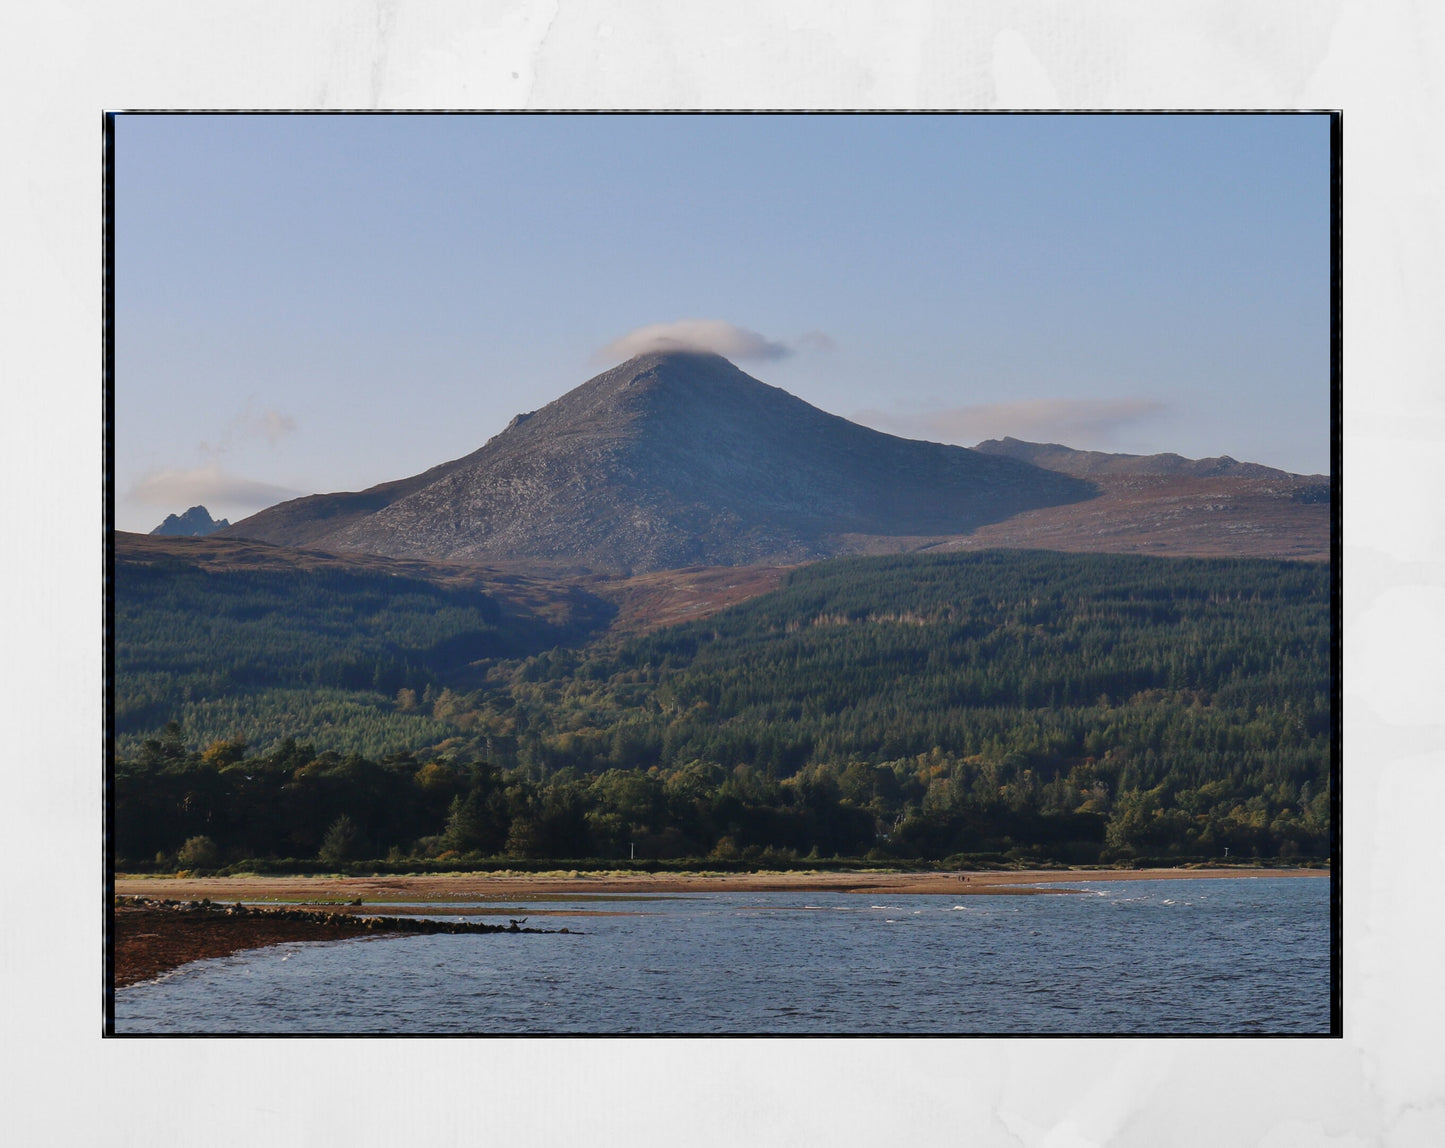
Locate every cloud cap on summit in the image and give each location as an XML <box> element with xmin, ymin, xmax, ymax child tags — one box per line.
<box><xmin>596</xmin><ymin>319</ymin><xmax>795</xmax><ymax>364</ymax></box>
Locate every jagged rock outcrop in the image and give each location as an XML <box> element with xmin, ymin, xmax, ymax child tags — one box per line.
<box><xmin>150</xmin><ymin>505</ymin><xmax>230</xmax><ymax>537</ymax></box>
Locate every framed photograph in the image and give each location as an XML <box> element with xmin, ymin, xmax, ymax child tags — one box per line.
<box><xmin>107</xmin><ymin>111</ymin><xmax>1336</xmax><ymax>1037</ymax></box>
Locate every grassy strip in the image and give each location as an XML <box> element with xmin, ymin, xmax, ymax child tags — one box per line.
<box><xmin>119</xmin><ymin>854</ymin><xmax>1327</xmax><ymax>879</ymax></box>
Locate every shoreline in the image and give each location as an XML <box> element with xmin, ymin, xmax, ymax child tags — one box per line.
<box><xmin>112</xmin><ymin>898</ymin><xmax>560</xmax><ymax>989</ymax></box>
<box><xmin>112</xmin><ymin>868</ymin><xmax>1327</xmax><ymax>992</ymax></box>
<box><xmin>116</xmin><ymin>865</ymin><xmax>1327</xmax><ymax>903</ymax></box>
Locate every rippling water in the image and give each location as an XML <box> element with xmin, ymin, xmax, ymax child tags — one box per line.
<box><xmin>114</xmin><ymin>877</ymin><xmax>1331</xmax><ymax>1034</ymax></box>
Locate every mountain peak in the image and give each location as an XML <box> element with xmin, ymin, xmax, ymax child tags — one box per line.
<box><xmin>224</xmin><ymin>359</ymin><xmax>1094</xmax><ymax>573</ymax></box>
<box><xmin>589</xmin><ymin>348</ymin><xmax>747</xmax><ymax>395</ymax></box>
<box><xmin>591</xmin><ymin>348</ymin><xmax>754</xmax><ymax>393</ymax></box>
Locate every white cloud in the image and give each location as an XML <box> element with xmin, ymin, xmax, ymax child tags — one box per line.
<box><xmin>128</xmin><ymin>463</ymin><xmax>302</xmax><ymax>510</ymax></box>
<box><xmin>855</xmin><ymin>397</ymin><xmax>1168</xmax><ymax>448</ymax></box>
<box><xmin>597</xmin><ymin>319</ymin><xmax>798</xmax><ymax>363</ymax></box>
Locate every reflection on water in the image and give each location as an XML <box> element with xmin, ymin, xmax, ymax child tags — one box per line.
<box><xmin>115</xmin><ymin>878</ymin><xmax>1330</xmax><ymax>1035</ymax></box>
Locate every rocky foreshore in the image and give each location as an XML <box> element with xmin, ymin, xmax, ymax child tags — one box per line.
<box><xmin>112</xmin><ymin>896</ymin><xmax>563</xmax><ymax>988</ymax></box>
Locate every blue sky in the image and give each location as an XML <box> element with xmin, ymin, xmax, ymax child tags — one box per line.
<box><xmin>115</xmin><ymin>112</ymin><xmax>1330</xmax><ymax>532</ymax></box>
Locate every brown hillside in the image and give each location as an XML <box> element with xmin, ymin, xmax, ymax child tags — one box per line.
<box><xmin>927</xmin><ymin>472</ymin><xmax>1330</xmax><ymax>561</ymax></box>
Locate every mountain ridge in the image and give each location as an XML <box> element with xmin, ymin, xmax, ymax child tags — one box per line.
<box><xmin>973</xmin><ymin>436</ymin><xmax>1324</xmax><ymax>481</ymax></box>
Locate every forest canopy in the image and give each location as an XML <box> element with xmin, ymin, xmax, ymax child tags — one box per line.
<box><xmin>113</xmin><ymin>550</ymin><xmax>1332</xmax><ymax>866</ymax></box>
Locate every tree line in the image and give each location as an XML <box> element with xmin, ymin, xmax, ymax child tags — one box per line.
<box><xmin>115</xmin><ymin>721</ymin><xmax>1328</xmax><ymax>869</ymax></box>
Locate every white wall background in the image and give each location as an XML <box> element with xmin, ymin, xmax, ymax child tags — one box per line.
<box><xmin>2</xmin><ymin>2</ymin><xmax>1441</xmax><ymax>1144</ymax></box>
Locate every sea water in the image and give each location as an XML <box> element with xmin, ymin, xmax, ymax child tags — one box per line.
<box><xmin>113</xmin><ymin>877</ymin><xmax>1331</xmax><ymax>1035</ymax></box>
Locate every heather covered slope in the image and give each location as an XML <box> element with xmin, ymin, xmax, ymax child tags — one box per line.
<box><xmin>954</xmin><ymin>439</ymin><xmax>1329</xmax><ymax>562</ymax></box>
<box><xmin>943</xmin><ymin>473</ymin><xmax>1331</xmax><ymax>562</ymax></box>
<box><xmin>223</xmin><ymin>352</ymin><xmax>1094</xmax><ymax>573</ymax></box>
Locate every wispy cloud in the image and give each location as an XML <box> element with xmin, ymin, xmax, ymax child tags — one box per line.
<box><xmin>254</xmin><ymin>407</ymin><xmax>297</xmax><ymax>445</ymax></box>
<box><xmin>795</xmin><ymin>330</ymin><xmax>838</xmax><ymax>353</ymax></box>
<box><xmin>597</xmin><ymin>319</ymin><xmax>833</xmax><ymax>364</ymax></box>
<box><xmin>128</xmin><ymin>463</ymin><xmax>302</xmax><ymax>511</ymax></box>
<box><xmin>199</xmin><ymin>400</ymin><xmax>298</xmax><ymax>457</ymax></box>
<box><xmin>854</xmin><ymin>397</ymin><xmax>1168</xmax><ymax>448</ymax></box>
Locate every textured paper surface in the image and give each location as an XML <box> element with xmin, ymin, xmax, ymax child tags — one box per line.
<box><xmin>4</xmin><ymin>2</ymin><xmax>1441</xmax><ymax>1144</ymax></box>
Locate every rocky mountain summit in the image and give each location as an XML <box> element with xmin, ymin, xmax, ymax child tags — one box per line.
<box><xmin>150</xmin><ymin>505</ymin><xmax>230</xmax><ymax>537</ymax></box>
<box><xmin>222</xmin><ymin>352</ymin><xmax>1094</xmax><ymax>573</ymax></box>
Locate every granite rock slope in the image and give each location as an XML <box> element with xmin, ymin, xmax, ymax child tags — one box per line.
<box><xmin>223</xmin><ymin>352</ymin><xmax>1094</xmax><ymax>573</ymax></box>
